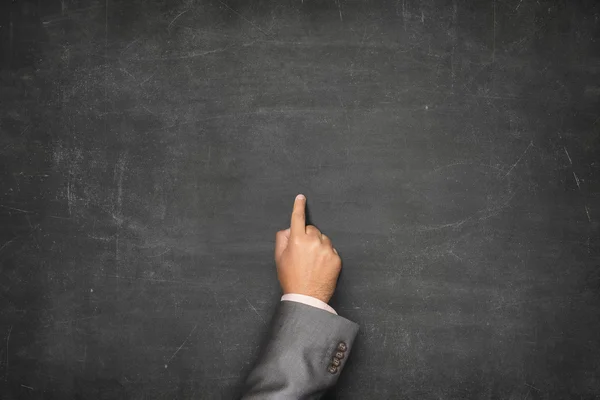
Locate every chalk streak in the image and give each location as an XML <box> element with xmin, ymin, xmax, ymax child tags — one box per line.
<box><xmin>114</xmin><ymin>152</ymin><xmax>127</xmax><ymax>292</ymax></box>
<box><xmin>492</xmin><ymin>0</ymin><xmax>496</xmax><ymax>62</ymax></box>
<box><xmin>585</xmin><ymin>206</ymin><xmax>591</xmax><ymax>223</ymax></box>
<box><xmin>218</xmin><ymin>1</ymin><xmax>270</xmax><ymax>36</ymax></box>
<box><xmin>168</xmin><ymin>9</ymin><xmax>189</xmax><ymax>30</ymax></box>
<box><xmin>165</xmin><ymin>324</ymin><xmax>198</xmax><ymax>367</ymax></box>
<box><xmin>5</xmin><ymin>326</ymin><xmax>12</xmax><ymax>381</ymax></box>
<box><xmin>0</xmin><ymin>238</ymin><xmax>17</xmax><ymax>254</ymax></box>
<box><xmin>525</xmin><ymin>383</ymin><xmax>540</xmax><ymax>392</ymax></box>
<box><xmin>514</xmin><ymin>0</ymin><xmax>523</xmax><ymax>11</ymax></box>
<box><xmin>205</xmin><ymin>145</ymin><xmax>211</xmax><ymax>171</ymax></box>
<box><xmin>148</xmin><ymin>248</ymin><xmax>171</xmax><ymax>258</ymax></box>
<box><xmin>67</xmin><ymin>176</ymin><xmax>72</xmax><ymax>216</ymax></box>
<box><xmin>503</xmin><ymin>141</ymin><xmax>533</xmax><ymax>178</ymax></box>
<box><xmin>99</xmin><ymin>274</ymin><xmax>209</xmax><ymax>286</ymax></box>
<box><xmin>0</xmin><ymin>204</ymin><xmax>31</xmax><ymax>213</ymax></box>
<box><xmin>573</xmin><ymin>172</ymin><xmax>581</xmax><ymax>189</ymax></box>
<box><xmin>246</xmin><ymin>298</ymin><xmax>266</xmax><ymax>325</ymax></box>
<box><xmin>563</xmin><ymin>147</ymin><xmax>572</xmax><ymax>164</ymax></box>
<box><xmin>418</xmin><ymin>218</ymin><xmax>470</xmax><ymax>232</ymax></box>
<box><xmin>427</xmin><ymin>162</ymin><xmax>504</xmax><ymax>176</ymax></box>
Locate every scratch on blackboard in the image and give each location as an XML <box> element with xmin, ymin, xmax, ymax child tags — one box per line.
<box><xmin>21</xmin><ymin>384</ymin><xmax>33</xmax><ymax>390</ymax></box>
<box><xmin>118</xmin><ymin>67</ymin><xmax>136</xmax><ymax>81</ymax></box>
<box><xmin>451</xmin><ymin>0</ymin><xmax>458</xmax><ymax>90</ymax></box>
<box><xmin>79</xmin><ymin>344</ymin><xmax>87</xmax><ymax>371</ymax></box>
<box><xmin>491</xmin><ymin>294</ymin><xmax>584</xmax><ymax>311</ymax></box>
<box><xmin>26</xmin><ymin>219</ymin><xmax>41</xmax><ymax>250</ymax></box>
<box><xmin>502</xmin><ymin>141</ymin><xmax>533</xmax><ymax>178</ymax></box>
<box><xmin>336</xmin><ymin>0</ymin><xmax>343</xmax><ymax>22</ymax></box>
<box><xmin>88</xmin><ymin>234</ymin><xmax>112</xmax><ymax>242</ymax></box>
<box><xmin>149</xmin><ymin>248</ymin><xmax>171</xmax><ymax>258</ymax></box>
<box><xmin>99</xmin><ymin>273</ymin><xmax>211</xmax><ymax>287</ymax></box>
<box><xmin>9</xmin><ymin>10</ymin><xmax>13</xmax><ymax>58</ymax></box>
<box><xmin>396</xmin><ymin>0</ymin><xmax>407</xmax><ymax>31</ymax></box>
<box><xmin>104</xmin><ymin>0</ymin><xmax>109</xmax><ymax>162</ymax></box>
<box><xmin>168</xmin><ymin>9</ymin><xmax>190</xmax><ymax>31</ymax></box>
<box><xmin>417</xmin><ymin>218</ymin><xmax>469</xmax><ymax>232</ymax></box>
<box><xmin>170</xmin><ymin>48</ymin><xmax>230</xmax><ymax>60</ymax></box>
<box><xmin>115</xmin><ymin>155</ymin><xmax>126</xmax><ymax>217</ymax></box>
<box><xmin>133</xmin><ymin>47</ymin><xmax>230</xmax><ymax>61</ymax></box>
<box><xmin>121</xmin><ymin>38</ymin><xmax>139</xmax><ymax>55</ymax></box>
<box><xmin>572</xmin><ymin>172</ymin><xmax>581</xmax><ymax>190</ymax></box>
<box><xmin>492</xmin><ymin>0</ymin><xmax>496</xmax><ymax>63</ymax></box>
<box><xmin>585</xmin><ymin>206</ymin><xmax>591</xmax><ymax>223</ymax></box>
<box><xmin>427</xmin><ymin>162</ymin><xmax>504</xmax><ymax>176</ymax></box>
<box><xmin>164</xmin><ymin>324</ymin><xmax>198</xmax><ymax>368</ymax></box>
<box><xmin>480</xmin><ymin>191</ymin><xmax>516</xmax><ymax>221</ymax></box>
<box><xmin>563</xmin><ymin>147</ymin><xmax>572</xmax><ymax>164</ymax></box>
<box><xmin>0</xmin><ymin>204</ymin><xmax>31</xmax><ymax>213</ymax></box>
<box><xmin>5</xmin><ymin>326</ymin><xmax>11</xmax><ymax>381</ymax></box>
<box><xmin>205</xmin><ymin>145</ymin><xmax>212</xmax><ymax>171</ymax></box>
<box><xmin>49</xmin><ymin>215</ymin><xmax>71</xmax><ymax>220</ymax></box>
<box><xmin>218</xmin><ymin>1</ymin><xmax>270</xmax><ymax>36</ymax></box>
<box><xmin>67</xmin><ymin>175</ymin><xmax>73</xmax><ymax>216</ymax></box>
<box><xmin>448</xmin><ymin>249</ymin><xmax>463</xmax><ymax>261</ymax></box>
<box><xmin>563</xmin><ymin>145</ymin><xmax>591</xmax><ymax>223</ymax></box>
<box><xmin>525</xmin><ymin>383</ymin><xmax>540</xmax><ymax>392</ymax></box>
<box><xmin>114</xmin><ymin>152</ymin><xmax>127</xmax><ymax>290</ymax></box>
<box><xmin>0</xmin><ymin>238</ymin><xmax>16</xmax><ymax>254</ymax></box>
<box><xmin>52</xmin><ymin>316</ymin><xmax>98</xmax><ymax>326</ymax></box>
<box><xmin>246</xmin><ymin>298</ymin><xmax>266</xmax><ymax>325</ymax></box>
<box><xmin>588</xmin><ymin>236</ymin><xmax>591</xmax><ymax>254</ymax></box>
<box><xmin>115</xmin><ymin>237</ymin><xmax>119</xmax><ymax>288</ymax></box>
<box><xmin>514</xmin><ymin>0</ymin><xmax>523</xmax><ymax>12</ymax></box>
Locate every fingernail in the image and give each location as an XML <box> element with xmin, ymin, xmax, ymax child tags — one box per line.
<box><xmin>296</xmin><ymin>194</ymin><xmax>305</xmax><ymax>200</ymax></box>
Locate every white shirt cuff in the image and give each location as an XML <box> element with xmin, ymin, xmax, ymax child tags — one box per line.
<box><xmin>281</xmin><ymin>293</ymin><xmax>337</xmax><ymax>315</ymax></box>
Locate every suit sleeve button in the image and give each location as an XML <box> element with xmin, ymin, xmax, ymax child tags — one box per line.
<box><xmin>337</xmin><ymin>342</ymin><xmax>347</xmax><ymax>352</ymax></box>
<box><xmin>335</xmin><ymin>351</ymin><xmax>344</xmax><ymax>359</ymax></box>
<box><xmin>332</xmin><ymin>357</ymin><xmax>341</xmax><ymax>367</ymax></box>
<box><xmin>328</xmin><ymin>365</ymin><xmax>338</xmax><ymax>374</ymax></box>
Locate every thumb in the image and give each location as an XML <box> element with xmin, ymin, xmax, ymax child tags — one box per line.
<box><xmin>274</xmin><ymin>228</ymin><xmax>291</xmax><ymax>261</ymax></box>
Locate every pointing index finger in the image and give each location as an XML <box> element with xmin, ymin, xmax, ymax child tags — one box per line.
<box><xmin>290</xmin><ymin>194</ymin><xmax>306</xmax><ymax>237</ymax></box>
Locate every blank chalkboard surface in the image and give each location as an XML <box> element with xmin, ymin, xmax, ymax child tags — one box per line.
<box><xmin>1</xmin><ymin>0</ymin><xmax>599</xmax><ymax>398</ymax></box>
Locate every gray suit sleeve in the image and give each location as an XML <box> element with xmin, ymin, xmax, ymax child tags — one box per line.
<box><xmin>240</xmin><ymin>300</ymin><xmax>359</xmax><ymax>400</ymax></box>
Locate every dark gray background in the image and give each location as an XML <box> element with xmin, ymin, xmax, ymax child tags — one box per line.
<box><xmin>1</xmin><ymin>0</ymin><xmax>599</xmax><ymax>398</ymax></box>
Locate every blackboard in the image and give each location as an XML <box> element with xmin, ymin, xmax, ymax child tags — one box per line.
<box><xmin>1</xmin><ymin>0</ymin><xmax>599</xmax><ymax>398</ymax></box>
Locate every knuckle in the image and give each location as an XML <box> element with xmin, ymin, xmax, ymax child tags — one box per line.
<box><xmin>307</xmin><ymin>225</ymin><xmax>320</xmax><ymax>234</ymax></box>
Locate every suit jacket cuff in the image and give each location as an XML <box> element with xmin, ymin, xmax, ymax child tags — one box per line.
<box><xmin>281</xmin><ymin>293</ymin><xmax>338</xmax><ymax>315</ymax></box>
<box><xmin>241</xmin><ymin>301</ymin><xmax>359</xmax><ymax>399</ymax></box>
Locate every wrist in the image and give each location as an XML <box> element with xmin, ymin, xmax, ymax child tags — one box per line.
<box><xmin>283</xmin><ymin>290</ymin><xmax>331</xmax><ymax>304</ymax></box>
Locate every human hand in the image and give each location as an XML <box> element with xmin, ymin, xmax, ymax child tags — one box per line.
<box><xmin>274</xmin><ymin>194</ymin><xmax>342</xmax><ymax>304</ymax></box>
